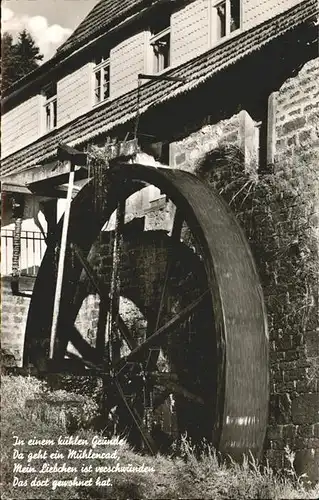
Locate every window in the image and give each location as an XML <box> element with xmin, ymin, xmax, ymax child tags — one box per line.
<box><xmin>150</xmin><ymin>15</ymin><xmax>171</xmax><ymax>73</ymax></box>
<box><xmin>94</xmin><ymin>52</ymin><xmax>110</xmax><ymax>105</ymax></box>
<box><xmin>43</xmin><ymin>83</ymin><xmax>57</xmax><ymax>132</ymax></box>
<box><xmin>215</xmin><ymin>0</ymin><xmax>240</xmax><ymax>40</ymax></box>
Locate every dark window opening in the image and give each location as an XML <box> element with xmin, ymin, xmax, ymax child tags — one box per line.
<box><xmin>160</xmin><ymin>142</ymin><xmax>170</xmax><ymax>164</ymax></box>
<box><xmin>215</xmin><ymin>0</ymin><xmax>241</xmax><ymax>40</ymax></box>
<box><xmin>217</xmin><ymin>2</ymin><xmax>226</xmax><ymax>39</ymax></box>
<box><xmin>152</xmin><ymin>33</ymin><xmax>170</xmax><ymax>73</ymax></box>
<box><xmin>150</xmin><ymin>12</ymin><xmax>171</xmax><ymax>73</ymax></box>
<box><xmin>43</xmin><ymin>83</ymin><xmax>57</xmax><ymax>132</ymax></box>
<box><xmin>230</xmin><ymin>0</ymin><xmax>240</xmax><ymax>32</ymax></box>
<box><xmin>94</xmin><ymin>58</ymin><xmax>110</xmax><ymax>104</ymax></box>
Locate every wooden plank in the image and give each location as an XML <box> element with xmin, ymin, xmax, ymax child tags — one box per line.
<box><xmin>49</xmin><ymin>162</ymin><xmax>75</xmax><ymax>359</ymax></box>
<box><xmin>267</xmin><ymin>91</ymin><xmax>278</xmax><ymax>165</ymax></box>
<box><xmin>27</xmin><ymin>167</ymin><xmax>88</xmax><ymax>191</ymax></box>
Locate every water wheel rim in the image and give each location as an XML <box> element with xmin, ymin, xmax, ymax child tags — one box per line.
<box><xmin>24</xmin><ymin>163</ymin><xmax>268</xmax><ymax>460</ymax></box>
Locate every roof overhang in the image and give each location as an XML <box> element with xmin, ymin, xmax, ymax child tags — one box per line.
<box><xmin>1</xmin><ymin>161</ymin><xmax>89</xmax><ymax>198</ymax></box>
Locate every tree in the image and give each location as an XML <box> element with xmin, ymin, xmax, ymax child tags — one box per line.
<box><xmin>14</xmin><ymin>29</ymin><xmax>43</xmax><ymax>81</ymax></box>
<box><xmin>1</xmin><ymin>29</ymin><xmax>43</xmax><ymax>94</ymax></box>
<box><xmin>1</xmin><ymin>32</ymin><xmax>19</xmax><ymax>93</ymax></box>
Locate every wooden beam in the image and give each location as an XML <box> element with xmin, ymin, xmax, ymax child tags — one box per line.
<box><xmin>267</xmin><ymin>91</ymin><xmax>278</xmax><ymax>165</ymax></box>
<box><xmin>149</xmin><ymin>373</ymin><xmax>204</xmax><ymax>405</ymax></box>
<box><xmin>27</xmin><ymin>168</ymin><xmax>88</xmax><ymax>192</ymax></box>
<box><xmin>115</xmin><ymin>289</ymin><xmax>209</xmax><ymax>368</ymax></box>
<box><xmin>106</xmin><ymin>199</ymin><xmax>126</xmax><ymax>365</ymax></box>
<box><xmin>57</xmin><ymin>143</ymin><xmax>88</xmax><ymax>166</ymax></box>
<box><xmin>1</xmin><ymin>182</ymin><xmax>68</xmax><ymax>198</ymax></box>
<box><xmin>49</xmin><ymin>161</ymin><xmax>75</xmax><ymax>359</ymax></box>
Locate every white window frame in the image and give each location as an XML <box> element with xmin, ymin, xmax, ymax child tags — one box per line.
<box><xmin>212</xmin><ymin>0</ymin><xmax>241</xmax><ymax>43</ymax></box>
<box><xmin>42</xmin><ymin>84</ymin><xmax>57</xmax><ymax>133</ymax></box>
<box><xmin>150</xmin><ymin>25</ymin><xmax>171</xmax><ymax>74</ymax></box>
<box><xmin>93</xmin><ymin>56</ymin><xmax>110</xmax><ymax>106</ymax></box>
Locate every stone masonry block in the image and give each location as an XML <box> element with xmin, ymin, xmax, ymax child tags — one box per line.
<box><xmin>304</xmin><ymin>103</ymin><xmax>318</xmax><ymax>114</ymax></box>
<box><xmin>287</xmin><ymin>135</ymin><xmax>297</xmax><ymax>146</ymax></box>
<box><xmin>274</xmin><ymin>381</ymin><xmax>296</xmax><ymax>394</ymax></box>
<box><xmin>285</xmin><ymin>350</ymin><xmax>301</xmax><ymax>362</ymax></box>
<box><xmin>292</xmin><ymin>394</ymin><xmax>319</xmax><ymax>424</ymax></box>
<box><xmin>276</xmin><ymin>138</ymin><xmax>287</xmax><ymax>150</ymax></box>
<box><xmin>288</xmin><ymin>108</ymin><xmax>301</xmax><ymax>117</ymax></box>
<box><xmin>174</xmin><ymin>152</ymin><xmax>186</xmax><ymax>166</ymax></box>
<box><xmin>269</xmin><ymin>394</ymin><xmax>292</xmax><ymax>425</ymax></box>
<box><xmin>305</xmin><ymin>331</ymin><xmax>319</xmax><ymax>357</ymax></box>
<box><xmin>281</xmin><ymin>117</ymin><xmax>306</xmax><ymax>135</ymax></box>
<box><xmin>284</xmin><ymin>368</ymin><xmax>308</xmax><ymax>382</ymax></box>
<box><xmin>294</xmin><ymin>438</ymin><xmax>319</xmax><ymax>450</ymax></box>
<box><xmin>283</xmin><ymin>424</ymin><xmax>297</xmax><ymax>439</ymax></box>
<box><xmin>298</xmin><ymin>425</ymin><xmax>314</xmax><ymax>438</ymax></box>
<box><xmin>267</xmin><ymin>425</ymin><xmax>283</xmax><ymax>440</ymax></box>
<box><xmin>307</xmin><ymin>110</ymin><xmax>319</xmax><ymax>125</ymax></box>
<box><xmin>294</xmin><ymin>449</ymin><xmax>319</xmax><ymax>484</ymax></box>
<box><xmin>295</xmin><ymin>379</ymin><xmax>318</xmax><ymax>394</ymax></box>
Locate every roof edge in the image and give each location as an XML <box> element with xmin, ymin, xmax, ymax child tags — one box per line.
<box><xmin>2</xmin><ymin>0</ymin><xmax>172</xmax><ymax>106</ymax></box>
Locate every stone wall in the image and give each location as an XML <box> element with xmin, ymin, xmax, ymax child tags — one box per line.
<box><xmin>266</xmin><ymin>57</ymin><xmax>319</xmax><ymax>482</ymax></box>
<box><xmin>1</xmin><ymin>277</ymin><xmax>34</xmax><ymax>366</ymax></box>
<box><xmin>275</xmin><ymin>58</ymin><xmax>319</xmax><ymax>162</ymax></box>
<box><xmin>170</xmin><ymin>56</ymin><xmax>319</xmax><ymax>481</ymax></box>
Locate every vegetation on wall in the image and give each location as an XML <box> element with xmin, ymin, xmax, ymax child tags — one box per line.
<box><xmin>196</xmin><ymin>145</ymin><xmax>319</xmax><ymax>431</ymax></box>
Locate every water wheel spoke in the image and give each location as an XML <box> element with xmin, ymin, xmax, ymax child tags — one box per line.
<box><xmin>115</xmin><ymin>289</ymin><xmax>209</xmax><ymax>368</ymax></box>
<box><xmin>71</xmin><ymin>242</ymin><xmax>103</xmax><ymax>296</ymax></box>
<box><xmin>69</xmin><ymin>325</ymin><xmax>100</xmax><ymax>364</ymax></box>
<box><xmin>150</xmin><ymin>373</ymin><xmax>204</xmax><ymax>405</ymax></box>
<box><xmin>117</xmin><ymin>316</ymin><xmax>138</xmax><ymax>351</ymax></box>
<box><xmin>146</xmin><ymin>207</ymin><xmax>182</xmax><ymax>426</ymax></box>
<box><xmin>71</xmin><ymin>241</ymin><xmax>135</xmax><ymax>354</ymax></box>
<box><xmin>114</xmin><ymin>378</ymin><xmax>158</xmax><ymax>455</ymax></box>
<box><xmin>106</xmin><ymin>199</ymin><xmax>125</xmax><ymax>365</ymax></box>
<box><xmin>66</xmin><ymin>350</ymin><xmax>103</xmax><ymax>372</ymax></box>
<box><xmin>152</xmin><ymin>389</ymin><xmax>171</xmax><ymax>409</ymax></box>
<box><xmin>145</xmin><ymin>348</ymin><xmax>160</xmax><ymax>371</ymax></box>
<box><xmin>96</xmin><ymin>297</ymin><xmax>108</xmax><ymax>355</ymax></box>
<box><xmin>154</xmin><ymin>209</ymin><xmax>184</xmax><ymax>332</ymax></box>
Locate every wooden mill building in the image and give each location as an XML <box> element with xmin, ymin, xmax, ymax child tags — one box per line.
<box><xmin>1</xmin><ymin>0</ymin><xmax>318</xmax><ymax>481</ymax></box>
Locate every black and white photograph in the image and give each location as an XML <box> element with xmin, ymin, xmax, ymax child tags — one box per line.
<box><xmin>1</xmin><ymin>0</ymin><xmax>318</xmax><ymax>498</ymax></box>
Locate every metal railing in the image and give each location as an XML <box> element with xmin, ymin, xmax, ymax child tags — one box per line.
<box><xmin>1</xmin><ymin>230</ymin><xmax>47</xmax><ymax>277</ymax></box>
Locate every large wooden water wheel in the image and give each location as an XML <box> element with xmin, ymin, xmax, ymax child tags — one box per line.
<box><xmin>23</xmin><ymin>162</ymin><xmax>268</xmax><ymax>459</ymax></box>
